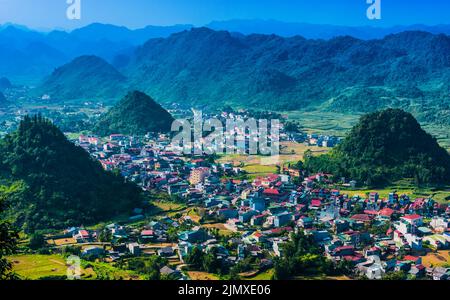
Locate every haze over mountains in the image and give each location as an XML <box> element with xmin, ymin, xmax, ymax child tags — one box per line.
<box><xmin>2</xmin><ymin>20</ymin><xmax>450</xmax><ymax>81</ymax></box>
<box><xmin>0</xmin><ymin>23</ymin><xmax>192</xmax><ymax>80</ymax></box>
<box><xmin>208</xmin><ymin>19</ymin><xmax>450</xmax><ymax>39</ymax></box>
<box><xmin>37</xmin><ymin>55</ymin><xmax>127</xmax><ymax>100</ymax></box>
<box><xmin>121</xmin><ymin>28</ymin><xmax>449</xmax><ymax>111</ymax></box>
<box><xmin>1</xmin><ymin>20</ymin><xmax>450</xmax><ymax>125</ymax></box>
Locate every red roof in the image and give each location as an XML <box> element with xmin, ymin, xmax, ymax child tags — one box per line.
<box><xmin>335</xmin><ymin>245</ymin><xmax>354</xmax><ymax>252</ymax></box>
<box><xmin>404</xmin><ymin>255</ymin><xmax>420</xmax><ymax>262</ymax></box>
<box><xmin>253</xmin><ymin>180</ymin><xmax>262</xmax><ymax>186</ymax></box>
<box><xmin>266</xmin><ymin>174</ymin><xmax>279</xmax><ymax>181</ymax></box>
<box><xmin>350</xmin><ymin>214</ymin><xmax>373</xmax><ymax>222</ymax></box>
<box><xmin>141</xmin><ymin>230</ymin><xmax>154</xmax><ymax>236</ymax></box>
<box><xmin>379</xmin><ymin>208</ymin><xmax>394</xmax><ymax>217</ymax></box>
<box><xmin>343</xmin><ymin>254</ymin><xmax>363</xmax><ymax>262</ymax></box>
<box><xmin>403</xmin><ymin>214</ymin><xmax>422</xmax><ymax>220</ymax></box>
<box><xmin>264</xmin><ymin>188</ymin><xmax>280</xmax><ymax>195</ymax></box>
<box><xmin>271</xmin><ymin>227</ymin><xmax>293</xmax><ymax>234</ymax></box>
<box><xmin>311</xmin><ymin>199</ymin><xmax>322</xmax><ymax>207</ymax></box>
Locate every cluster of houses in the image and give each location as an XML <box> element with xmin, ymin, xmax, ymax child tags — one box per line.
<box><xmin>66</xmin><ymin>131</ymin><xmax>450</xmax><ymax>280</ymax></box>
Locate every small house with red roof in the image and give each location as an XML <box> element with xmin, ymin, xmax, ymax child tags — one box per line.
<box><xmin>350</xmin><ymin>214</ymin><xmax>374</xmax><ymax>223</ymax></box>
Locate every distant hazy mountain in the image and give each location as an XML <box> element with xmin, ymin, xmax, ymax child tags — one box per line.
<box><xmin>94</xmin><ymin>91</ymin><xmax>174</xmax><ymax>136</ymax></box>
<box><xmin>70</xmin><ymin>23</ymin><xmax>193</xmax><ymax>45</ymax></box>
<box><xmin>207</xmin><ymin>19</ymin><xmax>450</xmax><ymax>39</ymax></box>
<box><xmin>0</xmin><ymin>26</ymin><xmax>68</xmax><ymax>80</ymax></box>
<box><xmin>0</xmin><ymin>23</ymin><xmax>193</xmax><ymax>82</ymax></box>
<box><xmin>0</xmin><ymin>77</ymin><xmax>12</xmax><ymax>90</ymax></box>
<box><xmin>123</xmin><ymin>28</ymin><xmax>450</xmax><ymax>122</ymax></box>
<box><xmin>37</xmin><ymin>55</ymin><xmax>128</xmax><ymax>100</ymax></box>
<box><xmin>2</xmin><ymin>20</ymin><xmax>450</xmax><ymax>83</ymax></box>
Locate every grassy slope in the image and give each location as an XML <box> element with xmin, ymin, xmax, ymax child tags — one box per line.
<box><xmin>7</xmin><ymin>254</ymin><xmax>140</xmax><ymax>280</ymax></box>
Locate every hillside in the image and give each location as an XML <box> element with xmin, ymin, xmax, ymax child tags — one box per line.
<box><xmin>36</xmin><ymin>55</ymin><xmax>127</xmax><ymax>100</ymax></box>
<box><xmin>0</xmin><ymin>77</ymin><xmax>12</xmax><ymax>91</ymax></box>
<box><xmin>0</xmin><ymin>115</ymin><xmax>143</xmax><ymax>232</ymax></box>
<box><xmin>123</xmin><ymin>28</ymin><xmax>450</xmax><ymax>121</ymax></box>
<box><xmin>305</xmin><ymin>109</ymin><xmax>450</xmax><ymax>186</ymax></box>
<box><xmin>94</xmin><ymin>91</ymin><xmax>174</xmax><ymax>136</ymax></box>
<box><xmin>0</xmin><ymin>24</ymin><xmax>193</xmax><ymax>81</ymax></box>
<box><xmin>0</xmin><ymin>92</ymin><xmax>8</xmax><ymax>107</ymax></box>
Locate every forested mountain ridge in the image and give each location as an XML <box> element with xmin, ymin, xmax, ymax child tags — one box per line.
<box><xmin>119</xmin><ymin>28</ymin><xmax>450</xmax><ymax>123</ymax></box>
<box><xmin>0</xmin><ymin>115</ymin><xmax>143</xmax><ymax>232</ymax></box>
<box><xmin>305</xmin><ymin>109</ymin><xmax>450</xmax><ymax>187</ymax></box>
<box><xmin>36</xmin><ymin>55</ymin><xmax>128</xmax><ymax>100</ymax></box>
<box><xmin>94</xmin><ymin>91</ymin><xmax>175</xmax><ymax>136</ymax></box>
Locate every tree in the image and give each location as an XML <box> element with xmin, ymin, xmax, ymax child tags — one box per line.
<box><xmin>202</xmin><ymin>249</ymin><xmax>222</xmax><ymax>274</ymax></box>
<box><xmin>229</xmin><ymin>267</ymin><xmax>241</xmax><ymax>280</ymax></box>
<box><xmin>272</xmin><ymin>257</ymin><xmax>293</xmax><ymax>280</ymax></box>
<box><xmin>98</xmin><ymin>227</ymin><xmax>112</xmax><ymax>243</ymax></box>
<box><xmin>0</xmin><ymin>184</ymin><xmax>19</xmax><ymax>280</ymax></box>
<box><xmin>185</xmin><ymin>247</ymin><xmax>204</xmax><ymax>269</ymax></box>
<box><xmin>383</xmin><ymin>271</ymin><xmax>407</xmax><ymax>280</ymax></box>
<box><xmin>28</xmin><ymin>233</ymin><xmax>46</xmax><ymax>250</ymax></box>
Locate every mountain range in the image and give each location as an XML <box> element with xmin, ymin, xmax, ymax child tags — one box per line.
<box><xmin>2</xmin><ymin>20</ymin><xmax>450</xmax><ymax>82</ymax></box>
<box><xmin>0</xmin><ymin>23</ymin><xmax>192</xmax><ymax>81</ymax></box>
<box><xmin>207</xmin><ymin>19</ymin><xmax>450</xmax><ymax>39</ymax></box>
<box><xmin>33</xmin><ymin>27</ymin><xmax>450</xmax><ymax>125</ymax></box>
<box><xmin>1</xmin><ymin>22</ymin><xmax>450</xmax><ymax>125</ymax></box>
<box><xmin>119</xmin><ymin>28</ymin><xmax>449</xmax><ymax>121</ymax></box>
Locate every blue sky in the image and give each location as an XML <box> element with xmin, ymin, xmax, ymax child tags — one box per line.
<box><xmin>0</xmin><ymin>0</ymin><xmax>449</xmax><ymax>30</ymax></box>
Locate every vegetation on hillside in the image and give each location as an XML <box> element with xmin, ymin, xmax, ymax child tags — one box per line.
<box><xmin>305</xmin><ymin>109</ymin><xmax>450</xmax><ymax>187</ymax></box>
<box><xmin>94</xmin><ymin>90</ymin><xmax>174</xmax><ymax>136</ymax></box>
<box><xmin>0</xmin><ymin>184</ymin><xmax>18</xmax><ymax>280</ymax></box>
<box><xmin>122</xmin><ymin>28</ymin><xmax>450</xmax><ymax>123</ymax></box>
<box><xmin>0</xmin><ymin>115</ymin><xmax>143</xmax><ymax>232</ymax></box>
<box><xmin>36</xmin><ymin>55</ymin><xmax>128</xmax><ymax>100</ymax></box>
